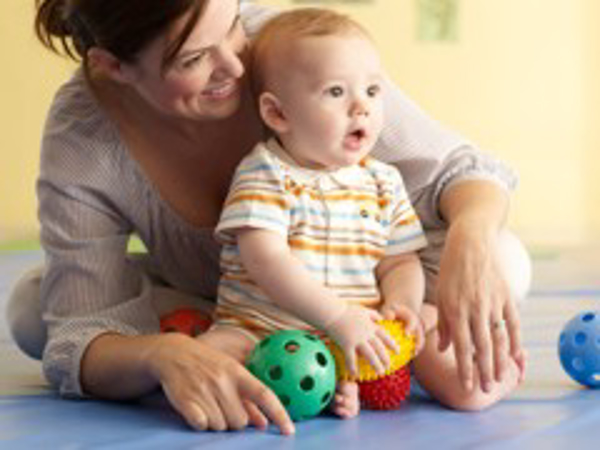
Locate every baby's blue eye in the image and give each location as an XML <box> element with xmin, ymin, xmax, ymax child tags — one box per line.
<box><xmin>328</xmin><ymin>86</ymin><xmax>344</xmax><ymax>97</ymax></box>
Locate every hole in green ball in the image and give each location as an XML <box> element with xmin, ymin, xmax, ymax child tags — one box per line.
<box><xmin>269</xmin><ymin>365</ymin><xmax>283</xmax><ymax>380</ymax></box>
<box><xmin>300</xmin><ymin>376</ymin><xmax>315</xmax><ymax>391</ymax></box>
<box><xmin>321</xmin><ymin>391</ymin><xmax>332</xmax><ymax>405</ymax></box>
<box><xmin>285</xmin><ymin>341</ymin><xmax>300</xmax><ymax>353</ymax></box>
<box><xmin>280</xmin><ymin>395</ymin><xmax>291</xmax><ymax>406</ymax></box>
<box><xmin>316</xmin><ymin>352</ymin><xmax>328</xmax><ymax>367</ymax></box>
<box><xmin>305</xmin><ymin>334</ymin><xmax>318</xmax><ymax>341</ymax></box>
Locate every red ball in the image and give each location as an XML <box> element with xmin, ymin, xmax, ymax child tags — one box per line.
<box><xmin>160</xmin><ymin>308</ymin><xmax>212</xmax><ymax>337</ymax></box>
<box><xmin>358</xmin><ymin>366</ymin><xmax>411</xmax><ymax>410</ymax></box>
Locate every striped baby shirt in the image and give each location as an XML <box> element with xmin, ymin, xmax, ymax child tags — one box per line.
<box><xmin>214</xmin><ymin>139</ymin><xmax>427</xmax><ymax>337</ymax></box>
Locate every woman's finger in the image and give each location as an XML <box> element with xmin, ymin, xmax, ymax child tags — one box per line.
<box><xmin>471</xmin><ymin>314</ymin><xmax>494</xmax><ymax>393</ymax></box>
<box><xmin>180</xmin><ymin>401</ymin><xmax>208</xmax><ymax>431</ymax></box>
<box><xmin>243</xmin><ymin>400</ymin><xmax>269</xmax><ymax>430</ymax></box>
<box><xmin>451</xmin><ymin>318</ymin><xmax>474</xmax><ymax>392</ymax></box>
<box><xmin>197</xmin><ymin>385</ymin><xmax>228</xmax><ymax>431</ymax></box>
<box><xmin>490</xmin><ymin>313</ymin><xmax>509</xmax><ymax>383</ymax></box>
<box><xmin>214</xmin><ymin>386</ymin><xmax>250</xmax><ymax>431</ymax></box>
<box><xmin>504</xmin><ymin>298</ymin><xmax>523</xmax><ymax>362</ymax></box>
<box><xmin>436</xmin><ymin>295</ymin><xmax>452</xmax><ymax>352</ymax></box>
<box><xmin>240</xmin><ymin>375</ymin><xmax>295</xmax><ymax>435</ymax></box>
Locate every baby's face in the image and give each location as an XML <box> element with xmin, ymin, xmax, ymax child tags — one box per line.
<box><xmin>272</xmin><ymin>34</ymin><xmax>384</xmax><ymax>170</ymax></box>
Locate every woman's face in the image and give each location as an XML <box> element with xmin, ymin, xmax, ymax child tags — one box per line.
<box><xmin>123</xmin><ymin>0</ymin><xmax>247</xmax><ymax>121</ymax></box>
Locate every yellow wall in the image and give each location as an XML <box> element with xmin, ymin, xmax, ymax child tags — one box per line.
<box><xmin>259</xmin><ymin>0</ymin><xmax>599</xmax><ymax>246</ymax></box>
<box><xmin>584</xmin><ymin>1</ymin><xmax>600</xmax><ymax>239</ymax></box>
<box><xmin>0</xmin><ymin>0</ymin><xmax>74</xmax><ymax>242</ymax></box>
<box><xmin>2</xmin><ymin>0</ymin><xmax>599</xmax><ymax>247</ymax></box>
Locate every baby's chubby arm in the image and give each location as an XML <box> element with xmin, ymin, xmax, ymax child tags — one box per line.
<box><xmin>237</xmin><ymin>228</ymin><xmax>398</xmax><ymax>375</ymax></box>
<box><xmin>376</xmin><ymin>252</ymin><xmax>426</xmax><ymax>352</ymax></box>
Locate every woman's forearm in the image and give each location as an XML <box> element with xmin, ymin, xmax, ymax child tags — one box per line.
<box><xmin>439</xmin><ymin>179</ymin><xmax>510</xmax><ymax>233</ymax></box>
<box><xmin>80</xmin><ymin>332</ymin><xmax>177</xmax><ymax>400</ymax></box>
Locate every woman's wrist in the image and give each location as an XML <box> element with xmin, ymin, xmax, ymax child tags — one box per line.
<box><xmin>142</xmin><ymin>333</ymin><xmax>191</xmax><ymax>384</ymax></box>
<box><xmin>448</xmin><ymin>209</ymin><xmax>504</xmax><ymax>244</ymax></box>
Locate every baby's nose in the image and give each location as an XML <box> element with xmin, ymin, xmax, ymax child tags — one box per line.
<box><xmin>350</xmin><ymin>100</ymin><xmax>369</xmax><ymax>117</ymax></box>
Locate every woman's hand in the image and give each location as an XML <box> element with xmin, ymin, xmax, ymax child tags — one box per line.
<box><xmin>147</xmin><ymin>333</ymin><xmax>295</xmax><ymax>435</ymax></box>
<box><xmin>327</xmin><ymin>305</ymin><xmax>399</xmax><ymax>376</ymax></box>
<box><xmin>435</xmin><ymin>219</ymin><xmax>524</xmax><ymax>393</ymax></box>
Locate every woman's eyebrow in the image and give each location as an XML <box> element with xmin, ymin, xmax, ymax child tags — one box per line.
<box><xmin>177</xmin><ymin>14</ymin><xmax>241</xmax><ymax>59</ymax></box>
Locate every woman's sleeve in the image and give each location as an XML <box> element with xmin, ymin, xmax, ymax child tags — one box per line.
<box><xmin>240</xmin><ymin>2</ymin><xmax>280</xmax><ymax>39</ymax></box>
<box><xmin>37</xmin><ymin>126</ymin><xmax>158</xmax><ymax>398</ymax></box>
<box><xmin>372</xmin><ymin>76</ymin><xmax>518</xmax><ymax>230</ymax></box>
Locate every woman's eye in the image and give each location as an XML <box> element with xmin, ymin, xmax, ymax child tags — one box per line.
<box><xmin>181</xmin><ymin>55</ymin><xmax>203</xmax><ymax>69</ymax></box>
<box><xmin>175</xmin><ymin>50</ymin><xmax>208</xmax><ymax>71</ymax></box>
<box><xmin>327</xmin><ymin>86</ymin><xmax>344</xmax><ymax>97</ymax></box>
<box><xmin>367</xmin><ymin>84</ymin><xmax>381</xmax><ymax>97</ymax></box>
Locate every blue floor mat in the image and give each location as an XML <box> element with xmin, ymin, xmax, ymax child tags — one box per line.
<box><xmin>1</xmin><ymin>249</ymin><xmax>600</xmax><ymax>449</ymax></box>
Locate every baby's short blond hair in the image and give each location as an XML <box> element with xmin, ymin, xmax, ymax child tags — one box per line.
<box><xmin>251</xmin><ymin>7</ymin><xmax>372</xmax><ymax>96</ymax></box>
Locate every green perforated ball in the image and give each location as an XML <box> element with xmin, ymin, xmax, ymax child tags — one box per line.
<box><xmin>246</xmin><ymin>330</ymin><xmax>336</xmax><ymax>421</ymax></box>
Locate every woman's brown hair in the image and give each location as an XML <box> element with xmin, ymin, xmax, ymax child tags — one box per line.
<box><xmin>34</xmin><ymin>0</ymin><xmax>209</xmax><ymax>69</ymax></box>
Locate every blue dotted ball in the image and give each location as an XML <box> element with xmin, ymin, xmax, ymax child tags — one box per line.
<box><xmin>558</xmin><ymin>311</ymin><xmax>600</xmax><ymax>388</ymax></box>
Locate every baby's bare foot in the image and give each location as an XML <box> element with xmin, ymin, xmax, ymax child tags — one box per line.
<box><xmin>332</xmin><ymin>381</ymin><xmax>360</xmax><ymax>419</ymax></box>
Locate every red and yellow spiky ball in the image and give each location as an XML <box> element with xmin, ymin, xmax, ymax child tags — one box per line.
<box><xmin>359</xmin><ymin>365</ymin><xmax>411</xmax><ymax>410</ymax></box>
<box><xmin>327</xmin><ymin>319</ymin><xmax>416</xmax><ymax>382</ymax></box>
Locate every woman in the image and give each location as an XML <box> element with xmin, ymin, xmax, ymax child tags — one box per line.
<box><xmin>7</xmin><ymin>0</ymin><xmax>531</xmax><ymax>434</ymax></box>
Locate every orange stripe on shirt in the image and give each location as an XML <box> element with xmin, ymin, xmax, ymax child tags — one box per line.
<box><xmin>288</xmin><ymin>237</ymin><xmax>384</xmax><ymax>259</ymax></box>
<box><xmin>226</xmin><ymin>192</ymin><xmax>289</xmax><ymax>209</ymax></box>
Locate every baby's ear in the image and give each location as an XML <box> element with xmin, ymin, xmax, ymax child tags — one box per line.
<box><xmin>259</xmin><ymin>92</ymin><xmax>289</xmax><ymax>134</ymax></box>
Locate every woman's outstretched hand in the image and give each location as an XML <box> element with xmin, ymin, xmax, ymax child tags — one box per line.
<box><xmin>435</xmin><ymin>222</ymin><xmax>525</xmax><ymax>394</ymax></box>
<box><xmin>148</xmin><ymin>333</ymin><xmax>295</xmax><ymax>435</ymax></box>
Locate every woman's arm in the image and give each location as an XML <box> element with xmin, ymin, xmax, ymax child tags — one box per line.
<box><xmin>36</xmin><ymin>81</ymin><xmax>294</xmax><ymax>433</ymax></box>
<box><xmin>80</xmin><ymin>332</ymin><xmax>295</xmax><ymax>434</ymax></box>
<box><xmin>436</xmin><ymin>179</ymin><xmax>523</xmax><ymax>393</ymax></box>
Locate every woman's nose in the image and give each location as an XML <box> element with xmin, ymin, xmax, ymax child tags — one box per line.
<box><xmin>212</xmin><ymin>40</ymin><xmax>246</xmax><ymax>80</ymax></box>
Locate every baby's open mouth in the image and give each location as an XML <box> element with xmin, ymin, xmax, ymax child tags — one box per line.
<box><xmin>344</xmin><ymin>127</ymin><xmax>367</xmax><ymax>150</ymax></box>
<box><xmin>351</xmin><ymin>128</ymin><xmax>366</xmax><ymax>139</ymax></box>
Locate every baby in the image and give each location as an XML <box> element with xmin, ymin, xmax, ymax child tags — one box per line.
<box><xmin>204</xmin><ymin>8</ymin><xmax>428</xmax><ymax>419</ymax></box>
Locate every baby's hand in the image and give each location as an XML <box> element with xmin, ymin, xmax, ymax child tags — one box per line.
<box><xmin>380</xmin><ymin>304</ymin><xmax>425</xmax><ymax>355</ymax></box>
<box><xmin>327</xmin><ymin>305</ymin><xmax>399</xmax><ymax>376</ymax></box>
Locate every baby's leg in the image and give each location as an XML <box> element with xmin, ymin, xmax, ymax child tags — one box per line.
<box><xmin>414</xmin><ymin>304</ymin><xmax>524</xmax><ymax>411</ymax></box>
<box><xmin>331</xmin><ymin>381</ymin><xmax>360</xmax><ymax>419</ymax></box>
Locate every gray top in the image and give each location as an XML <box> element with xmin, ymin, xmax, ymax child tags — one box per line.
<box><xmin>36</xmin><ymin>4</ymin><xmax>517</xmax><ymax>396</ymax></box>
